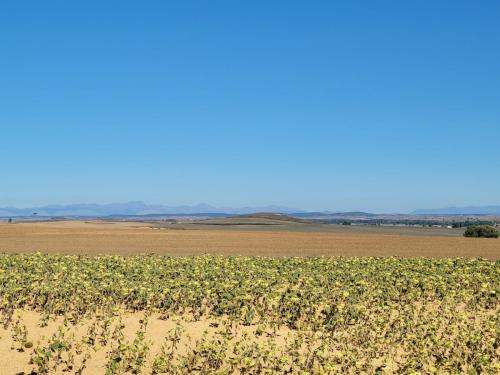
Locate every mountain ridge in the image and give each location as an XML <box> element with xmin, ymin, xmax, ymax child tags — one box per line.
<box><xmin>2</xmin><ymin>203</ymin><xmax>500</xmax><ymax>217</ymax></box>
<box><xmin>0</xmin><ymin>202</ymin><xmax>306</xmax><ymax>217</ymax></box>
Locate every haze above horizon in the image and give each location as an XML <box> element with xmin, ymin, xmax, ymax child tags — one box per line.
<box><xmin>1</xmin><ymin>1</ymin><xmax>499</xmax><ymax>212</ymax></box>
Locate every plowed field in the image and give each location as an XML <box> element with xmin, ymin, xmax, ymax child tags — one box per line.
<box><xmin>1</xmin><ymin>221</ymin><xmax>498</xmax><ymax>259</ymax></box>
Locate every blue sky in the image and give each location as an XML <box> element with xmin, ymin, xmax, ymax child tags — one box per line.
<box><xmin>1</xmin><ymin>1</ymin><xmax>499</xmax><ymax>213</ymax></box>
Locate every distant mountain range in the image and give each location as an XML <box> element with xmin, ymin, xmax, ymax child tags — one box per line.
<box><xmin>1</xmin><ymin>202</ymin><xmax>499</xmax><ymax>218</ymax></box>
<box><xmin>411</xmin><ymin>206</ymin><xmax>500</xmax><ymax>215</ymax></box>
<box><xmin>0</xmin><ymin>202</ymin><xmax>306</xmax><ymax>217</ymax></box>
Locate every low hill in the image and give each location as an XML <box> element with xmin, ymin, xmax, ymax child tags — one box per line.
<box><xmin>412</xmin><ymin>206</ymin><xmax>500</xmax><ymax>215</ymax></box>
<box><xmin>191</xmin><ymin>213</ymin><xmax>313</xmax><ymax>226</ymax></box>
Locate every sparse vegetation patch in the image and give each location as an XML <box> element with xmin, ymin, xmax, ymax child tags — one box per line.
<box><xmin>0</xmin><ymin>254</ymin><xmax>498</xmax><ymax>374</ymax></box>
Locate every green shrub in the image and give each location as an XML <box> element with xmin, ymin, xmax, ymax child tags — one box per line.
<box><xmin>463</xmin><ymin>225</ymin><xmax>499</xmax><ymax>238</ymax></box>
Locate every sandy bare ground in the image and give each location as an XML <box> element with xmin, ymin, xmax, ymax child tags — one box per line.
<box><xmin>0</xmin><ymin>221</ymin><xmax>499</xmax><ymax>259</ymax></box>
<box><xmin>1</xmin><ymin>310</ymin><xmax>291</xmax><ymax>375</ymax></box>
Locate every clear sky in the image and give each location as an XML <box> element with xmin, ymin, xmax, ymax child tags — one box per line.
<box><xmin>1</xmin><ymin>1</ymin><xmax>499</xmax><ymax>213</ymax></box>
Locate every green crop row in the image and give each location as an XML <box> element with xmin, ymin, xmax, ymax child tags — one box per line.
<box><xmin>0</xmin><ymin>254</ymin><xmax>498</xmax><ymax>374</ymax></box>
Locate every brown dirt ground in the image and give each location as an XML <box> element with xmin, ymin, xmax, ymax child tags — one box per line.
<box><xmin>0</xmin><ymin>310</ymin><xmax>291</xmax><ymax>374</ymax></box>
<box><xmin>0</xmin><ymin>221</ymin><xmax>499</xmax><ymax>259</ymax></box>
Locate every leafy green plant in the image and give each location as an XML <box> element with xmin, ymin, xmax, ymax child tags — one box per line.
<box><xmin>10</xmin><ymin>313</ymin><xmax>33</xmax><ymax>351</ymax></box>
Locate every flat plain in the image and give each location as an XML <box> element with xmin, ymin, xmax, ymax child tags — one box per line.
<box><xmin>0</xmin><ymin>220</ymin><xmax>499</xmax><ymax>259</ymax></box>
